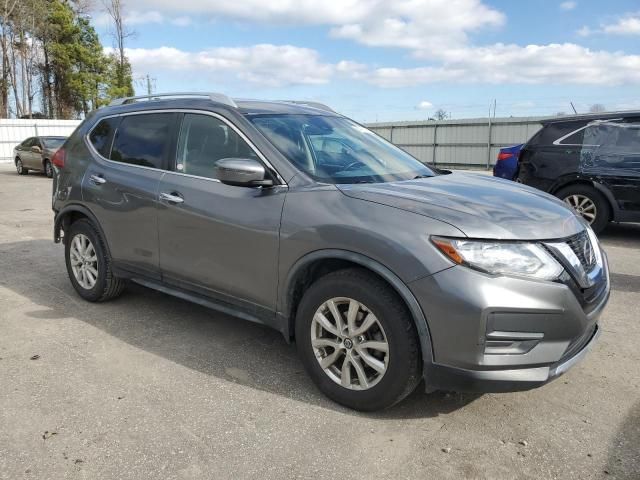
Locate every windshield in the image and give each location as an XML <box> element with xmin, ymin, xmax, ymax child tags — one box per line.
<box><xmin>248</xmin><ymin>114</ymin><xmax>434</xmax><ymax>183</ymax></box>
<box><xmin>42</xmin><ymin>137</ymin><xmax>65</xmax><ymax>149</ymax></box>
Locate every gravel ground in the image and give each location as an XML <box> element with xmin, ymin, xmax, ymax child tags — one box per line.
<box><xmin>0</xmin><ymin>164</ymin><xmax>638</xmax><ymax>479</ymax></box>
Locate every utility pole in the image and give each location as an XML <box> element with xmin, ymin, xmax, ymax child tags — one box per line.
<box><xmin>146</xmin><ymin>74</ymin><xmax>154</xmax><ymax>96</ymax></box>
<box><xmin>570</xmin><ymin>102</ymin><xmax>578</xmax><ymax>114</ymax></box>
<box><xmin>487</xmin><ymin>99</ymin><xmax>496</xmax><ymax>169</ymax></box>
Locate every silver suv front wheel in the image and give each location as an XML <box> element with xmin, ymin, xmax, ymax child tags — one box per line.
<box><xmin>311</xmin><ymin>297</ymin><xmax>389</xmax><ymax>390</ymax></box>
<box><xmin>296</xmin><ymin>268</ymin><xmax>420</xmax><ymax>411</ymax></box>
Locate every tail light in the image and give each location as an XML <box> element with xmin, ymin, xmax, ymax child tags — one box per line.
<box><xmin>52</xmin><ymin>148</ymin><xmax>65</xmax><ymax>168</ymax></box>
<box><xmin>497</xmin><ymin>151</ymin><xmax>514</xmax><ymax>161</ymax></box>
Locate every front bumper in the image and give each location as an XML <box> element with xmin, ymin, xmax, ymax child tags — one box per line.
<box><xmin>425</xmin><ymin>324</ymin><xmax>600</xmax><ymax>392</ymax></box>
<box><xmin>410</xmin><ymin>254</ymin><xmax>609</xmax><ymax>393</ymax></box>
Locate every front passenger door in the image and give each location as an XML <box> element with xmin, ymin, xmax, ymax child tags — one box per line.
<box><xmin>157</xmin><ymin>112</ymin><xmax>287</xmax><ymax>315</ymax></box>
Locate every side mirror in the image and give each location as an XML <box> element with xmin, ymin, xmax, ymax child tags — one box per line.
<box><xmin>31</xmin><ymin>145</ymin><xmax>42</xmax><ymax>153</ymax></box>
<box><xmin>214</xmin><ymin>158</ymin><xmax>274</xmax><ymax>187</ymax></box>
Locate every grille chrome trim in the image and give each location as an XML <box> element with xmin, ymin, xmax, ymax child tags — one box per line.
<box><xmin>565</xmin><ymin>230</ymin><xmax>597</xmax><ymax>271</ymax></box>
<box><xmin>544</xmin><ymin>228</ymin><xmax>604</xmax><ymax>289</ymax></box>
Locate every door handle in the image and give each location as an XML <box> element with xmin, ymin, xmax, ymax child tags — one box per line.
<box><xmin>159</xmin><ymin>192</ymin><xmax>184</xmax><ymax>204</ymax></box>
<box><xmin>89</xmin><ymin>174</ymin><xmax>106</xmax><ymax>185</ymax></box>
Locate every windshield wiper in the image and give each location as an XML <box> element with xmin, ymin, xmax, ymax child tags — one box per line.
<box><xmin>413</xmin><ymin>175</ymin><xmax>432</xmax><ymax>179</ymax></box>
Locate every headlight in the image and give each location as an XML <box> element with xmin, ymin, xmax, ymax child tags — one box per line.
<box><xmin>432</xmin><ymin>237</ymin><xmax>564</xmax><ymax>280</ymax></box>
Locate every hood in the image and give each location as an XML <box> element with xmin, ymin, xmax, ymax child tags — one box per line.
<box><xmin>337</xmin><ymin>172</ymin><xmax>585</xmax><ymax>240</ymax></box>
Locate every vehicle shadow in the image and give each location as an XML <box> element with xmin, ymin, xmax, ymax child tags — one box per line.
<box><xmin>0</xmin><ymin>239</ymin><xmax>480</xmax><ymax>419</ymax></box>
<box><xmin>605</xmin><ymin>400</ymin><xmax>640</xmax><ymax>478</ymax></box>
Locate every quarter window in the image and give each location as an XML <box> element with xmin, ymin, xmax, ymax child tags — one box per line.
<box><xmin>89</xmin><ymin>117</ymin><xmax>120</xmax><ymax>158</ymax></box>
<box><xmin>175</xmin><ymin>113</ymin><xmax>257</xmax><ymax>179</ymax></box>
<box><xmin>110</xmin><ymin>113</ymin><xmax>175</xmax><ymax>169</ymax></box>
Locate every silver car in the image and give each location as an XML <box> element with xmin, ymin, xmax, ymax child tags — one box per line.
<box><xmin>52</xmin><ymin>93</ymin><xmax>610</xmax><ymax>411</ymax></box>
<box><xmin>14</xmin><ymin>136</ymin><xmax>66</xmax><ymax>178</ymax></box>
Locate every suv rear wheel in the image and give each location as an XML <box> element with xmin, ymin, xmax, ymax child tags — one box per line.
<box><xmin>295</xmin><ymin>268</ymin><xmax>421</xmax><ymax>411</ymax></box>
<box><xmin>65</xmin><ymin>219</ymin><xmax>125</xmax><ymax>302</ymax></box>
<box><xmin>556</xmin><ymin>184</ymin><xmax>610</xmax><ymax>234</ymax></box>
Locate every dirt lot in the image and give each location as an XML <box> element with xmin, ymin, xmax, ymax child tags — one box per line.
<box><xmin>0</xmin><ymin>164</ymin><xmax>638</xmax><ymax>479</ymax></box>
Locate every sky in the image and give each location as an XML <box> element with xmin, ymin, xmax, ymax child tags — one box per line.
<box><xmin>91</xmin><ymin>0</ymin><xmax>640</xmax><ymax>123</ymax></box>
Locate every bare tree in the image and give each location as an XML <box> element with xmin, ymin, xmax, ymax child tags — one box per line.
<box><xmin>102</xmin><ymin>0</ymin><xmax>132</xmax><ymax>89</ymax></box>
<box><xmin>0</xmin><ymin>0</ymin><xmax>19</xmax><ymax>117</ymax></box>
<box><xmin>589</xmin><ymin>104</ymin><xmax>606</xmax><ymax>113</ymax></box>
<box><xmin>432</xmin><ymin>108</ymin><xmax>449</xmax><ymax>121</ymax></box>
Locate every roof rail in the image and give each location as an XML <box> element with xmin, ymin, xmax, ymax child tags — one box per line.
<box><xmin>109</xmin><ymin>92</ymin><xmax>237</xmax><ymax>108</ymax></box>
<box><xmin>280</xmin><ymin>100</ymin><xmax>335</xmax><ymax>113</ymax></box>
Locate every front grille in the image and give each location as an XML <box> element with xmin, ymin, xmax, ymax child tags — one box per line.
<box><xmin>565</xmin><ymin>230</ymin><xmax>597</xmax><ymax>272</ymax></box>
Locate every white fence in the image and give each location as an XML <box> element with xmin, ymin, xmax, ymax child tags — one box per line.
<box><xmin>0</xmin><ymin>119</ymin><xmax>81</xmax><ymax>162</ymax></box>
<box><xmin>366</xmin><ymin>116</ymin><xmax>550</xmax><ymax>168</ymax></box>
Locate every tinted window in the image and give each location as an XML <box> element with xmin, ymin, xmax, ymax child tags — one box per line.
<box><xmin>110</xmin><ymin>114</ymin><xmax>175</xmax><ymax>169</ymax></box>
<box><xmin>21</xmin><ymin>137</ymin><xmax>34</xmax><ymax>148</ymax></box>
<box><xmin>175</xmin><ymin>113</ymin><xmax>257</xmax><ymax>179</ymax></box>
<box><xmin>89</xmin><ymin>117</ymin><xmax>120</xmax><ymax>158</ymax></box>
<box><xmin>539</xmin><ymin>121</ymin><xmax>586</xmax><ymax>145</ymax></box>
<box><xmin>557</xmin><ymin>127</ymin><xmax>585</xmax><ymax>145</ymax></box>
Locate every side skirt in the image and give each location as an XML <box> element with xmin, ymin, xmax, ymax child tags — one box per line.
<box><xmin>125</xmin><ymin>275</ymin><xmax>285</xmax><ymax>335</ymax></box>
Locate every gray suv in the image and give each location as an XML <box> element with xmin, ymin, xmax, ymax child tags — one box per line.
<box><xmin>52</xmin><ymin>93</ymin><xmax>610</xmax><ymax>411</ymax></box>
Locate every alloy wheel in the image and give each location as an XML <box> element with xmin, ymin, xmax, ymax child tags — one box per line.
<box><xmin>564</xmin><ymin>194</ymin><xmax>597</xmax><ymax>224</ymax></box>
<box><xmin>16</xmin><ymin>159</ymin><xmax>23</xmax><ymax>174</ymax></box>
<box><xmin>311</xmin><ymin>297</ymin><xmax>389</xmax><ymax>390</ymax></box>
<box><xmin>45</xmin><ymin>161</ymin><xmax>52</xmax><ymax>177</ymax></box>
<box><xmin>69</xmin><ymin>234</ymin><xmax>99</xmax><ymax>290</ymax></box>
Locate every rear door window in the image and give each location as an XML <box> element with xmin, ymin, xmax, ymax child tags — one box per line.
<box><xmin>110</xmin><ymin>113</ymin><xmax>177</xmax><ymax>169</ymax></box>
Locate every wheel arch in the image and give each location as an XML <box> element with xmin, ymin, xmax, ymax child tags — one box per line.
<box><xmin>551</xmin><ymin>178</ymin><xmax>618</xmax><ymax>221</ymax></box>
<box><xmin>279</xmin><ymin>249</ymin><xmax>434</xmax><ymax>370</ymax></box>
<box><xmin>54</xmin><ymin>204</ymin><xmax>111</xmax><ymax>255</ymax></box>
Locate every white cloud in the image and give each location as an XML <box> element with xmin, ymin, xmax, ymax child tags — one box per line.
<box><xmin>577</xmin><ymin>26</ymin><xmax>592</xmax><ymax>37</ymax></box>
<box><xmin>116</xmin><ymin>42</ymin><xmax>640</xmax><ymax>91</ymax></box>
<box><xmin>123</xmin><ymin>0</ymin><xmax>504</xmax><ymax>53</ymax></box>
<box><xmin>95</xmin><ymin>1</ymin><xmax>640</xmax><ymax>90</ymax></box>
<box><xmin>358</xmin><ymin>44</ymin><xmax>640</xmax><ymax>87</ymax></box>
<box><xmin>111</xmin><ymin>45</ymin><xmax>333</xmax><ymax>87</ymax></box>
<box><xmin>602</xmin><ymin>13</ymin><xmax>640</xmax><ymax>35</ymax></box>
<box><xmin>560</xmin><ymin>1</ymin><xmax>577</xmax><ymax>11</ymax></box>
<box><xmin>171</xmin><ymin>16</ymin><xmax>192</xmax><ymax>27</ymax></box>
<box><xmin>92</xmin><ymin>9</ymin><xmax>191</xmax><ymax>27</ymax></box>
<box><xmin>329</xmin><ymin>0</ymin><xmax>504</xmax><ymax>53</ymax></box>
<box><xmin>577</xmin><ymin>12</ymin><xmax>640</xmax><ymax>36</ymax></box>
<box><xmin>126</xmin><ymin>10</ymin><xmax>164</xmax><ymax>25</ymax></box>
<box><xmin>416</xmin><ymin>101</ymin><xmax>433</xmax><ymax>110</ymax></box>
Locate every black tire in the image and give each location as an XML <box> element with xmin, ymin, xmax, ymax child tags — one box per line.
<box><xmin>65</xmin><ymin>219</ymin><xmax>125</xmax><ymax>302</ymax></box>
<box><xmin>44</xmin><ymin>159</ymin><xmax>53</xmax><ymax>178</ymax></box>
<box><xmin>295</xmin><ymin>268</ymin><xmax>421</xmax><ymax>411</ymax></box>
<box><xmin>15</xmin><ymin>157</ymin><xmax>28</xmax><ymax>175</ymax></box>
<box><xmin>556</xmin><ymin>184</ymin><xmax>610</xmax><ymax>234</ymax></box>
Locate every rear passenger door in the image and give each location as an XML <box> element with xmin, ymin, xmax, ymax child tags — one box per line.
<box><xmin>582</xmin><ymin>121</ymin><xmax>640</xmax><ymax>214</ymax></box>
<box><xmin>156</xmin><ymin>112</ymin><xmax>286</xmax><ymax>314</ymax></box>
<box><xmin>83</xmin><ymin>112</ymin><xmax>179</xmax><ymax>279</ymax></box>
